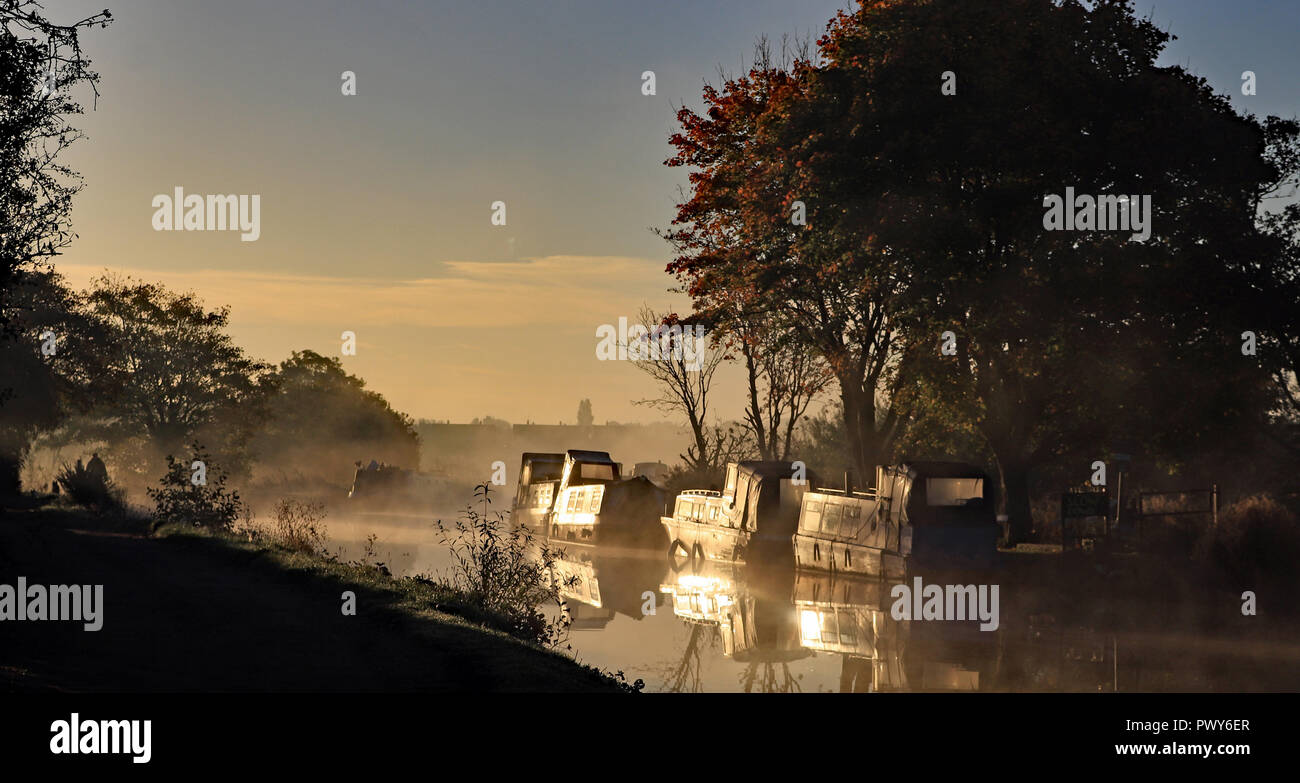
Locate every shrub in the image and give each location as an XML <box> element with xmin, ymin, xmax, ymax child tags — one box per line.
<box><xmin>1196</xmin><ymin>494</ymin><xmax>1300</xmax><ymax>589</ymax></box>
<box><xmin>434</xmin><ymin>484</ymin><xmax>575</xmax><ymax>647</ymax></box>
<box><xmin>55</xmin><ymin>461</ymin><xmax>123</xmax><ymax>512</ymax></box>
<box><xmin>147</xmin><ymin>444</ymin><xmax>243</xmax><ymax>530</ymax></box>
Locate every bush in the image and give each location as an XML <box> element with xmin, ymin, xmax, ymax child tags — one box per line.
<box><xmin>434</xmin><ymin>484</ymin><xmax>575</xmax><ymax>647</ymax></box>
<box><xmin>55</xmin><ymin>461</ymin><xmax>123</xmax><ymax>512</ymax></box>
<box><xmin>147</xmin><ymin>444</ymin><xmax>243</xmax><ymax>530</ymax></box>
<box><xmin>1196</xmin><ymin>494</ymin><xmax>1300</xmax><ymax>589</ymax></box>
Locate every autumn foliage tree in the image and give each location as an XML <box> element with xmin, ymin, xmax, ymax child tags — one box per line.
<box><xmin>666</xmin><ymin>0</ymin><xmax>1299</xmax><ymax>542</ymax></box>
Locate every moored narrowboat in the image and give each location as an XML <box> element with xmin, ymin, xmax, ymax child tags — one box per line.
<box><xmin>662</xmin><ymin>461</ymin><xmax>813</xmax><ymax>564</ymax></box>
<box><xmin>793</xmin><ymin>461</ymin><xmax>998</xmax><ymax>576</ymax></box>
<box><xmin>511</xmin><ymin>449</ymin><xmax>666</xmax><ymax>549</ymax></box>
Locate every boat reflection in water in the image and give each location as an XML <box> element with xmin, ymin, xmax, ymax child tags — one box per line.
<box><xmin>794</xmin><ymin>569</ymin><xmax>1000</xmax><ymax>692</ymax></box>
<box><xmin>657</xmin><ymin>556</ymin><xmax>810</xmax><ymax>692</ymax></box>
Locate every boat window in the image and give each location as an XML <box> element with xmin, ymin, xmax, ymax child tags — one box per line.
<box><xmin>926</xmin><ymin>477</ymin><xmax>984</xmax><ymax>506</ymax></box>
<box><xmin>579</xmin><ymin>463</ymin><xmax>615</xmax><ymax>481</ymax></box>
<box><xmin>708</xmin><ymin>506</ymin><xmax>718</xmax><ymax>521</ymax></box>
<box><xmin>800</xmin><ymin>610</ymin><xmax>821</xmax><ymax>643</ymax></box>
<box><xmin>802</xmin><ymin>500</ymin><xmax>822</xmax><ymax>532</ymax></box>
<box><xmin>838</xmin><ymin>610</ymin><xmax>858</xmax><ymax>646</ymax></box>
<box><xmin>587</xmin><ymin>488</ymin><xmax>602</xmax><ymax>512</ymax></box>
<box><xmin>819</xmin><ymin>613</ymin><xmax>838</xmax><ymax>644</ymax></box>
<box><xmin>823</xmin><ymin>503</ymin><xmax>843</xmax><ymax>535</ymax></box>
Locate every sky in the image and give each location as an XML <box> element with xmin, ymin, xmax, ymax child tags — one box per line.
<box><xmin>47</xmin><ymin>0</ymin><xmax>1300</xmax><ymax>425</ymax></box>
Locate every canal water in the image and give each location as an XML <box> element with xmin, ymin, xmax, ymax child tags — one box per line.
<box><xmin>321</xmin><ymin>506</ymin><xmax>1300</xmax><ymax>693</ymax></box>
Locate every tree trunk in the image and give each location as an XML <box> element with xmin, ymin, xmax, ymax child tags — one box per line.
<box><xmin>839</xmin><ymin>380</ymin><xmax>880</xmax><ymax>487</ymax></box>
<box><xmin>743</xmin><ymin>345</ymin><xmax>771</xmax><ymax>459</ymax></box>
<box><xmin>0</xmin><ymin>450</ymin><xmax>23</xmax><ymax>501</ymax></box>
<box><xmin>998</xmin><ymin>459</ymin><xmax>1034</xmax><ymax>545</ymax></box>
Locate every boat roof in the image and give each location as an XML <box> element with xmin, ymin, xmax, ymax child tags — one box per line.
<box><xmin>566</xmin><ymin>449</ymin><xmax>616</xmax><ymax>464</ymax></box>
<box><xmin>521</xmin><ymin>452</ymin><xmax>564</xmax><ymax>462</ymax></box>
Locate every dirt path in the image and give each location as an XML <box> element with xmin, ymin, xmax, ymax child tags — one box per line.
<box><xmin>0</xmin><ymin>508</ymin><xmax>615</xmax><ymax>692</ymax></box>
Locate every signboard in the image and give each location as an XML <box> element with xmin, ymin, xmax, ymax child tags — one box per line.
<box><xmin>1062</xmin><ymin>491</ymin><xmax>1108</xmax><ymax>518</ymax></box>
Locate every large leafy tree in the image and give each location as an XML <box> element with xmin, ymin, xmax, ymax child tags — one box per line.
<box><xmin>664</xmin><ymin>38</ymin><xmax>912</xmax><ymax>483</ymax></box>
<box><xmin>0</xmin><ymin>269</ymin><xmax>105</xmax><ymax>497</ymax></box>
<box><xmin>812</xmin><ymin>0</ymin><xmax>1295</xmax><ymax>540</ymax></box>
<box><xmin>248</xmin><ymin>350</ymin><xmax>419</xmax><ymax>485</ymax></box>
<box><xmin>84</xmin><ymin>276</ymin><xmax>270</xmax><ymax>470</ymax></box>
<box><xmin>667</xmin><ymin>0</ymin><xmax>1299</xmax><ymax>542</ymax></box>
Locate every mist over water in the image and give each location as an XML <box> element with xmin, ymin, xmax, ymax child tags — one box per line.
<box><xmin>309</xmin><ymin>500</ymin><xmax>1300</xmax><ymax>693</ymax></box>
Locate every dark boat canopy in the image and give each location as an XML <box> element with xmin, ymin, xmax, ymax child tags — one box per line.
<box><xmin>900</xmin><ymin>461</ymin><xmax>988</xmax><ymax>479</ymax></box>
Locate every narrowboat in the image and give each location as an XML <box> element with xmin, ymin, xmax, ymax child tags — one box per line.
<box><xmin>511</xmin><ymin>452</ymin><xmax>565</xmax><ymax>531</ymax></box>
<box><xmin>793</xmin><ymin>461</ymin><xmax>998</xmax><ymax>576</ymax></box>
<box><xmin>511</xmin><ymin>449</ymin><xmax>666</xmax><ymax>549</ymax></box>
<box><xmin>662</xmin><ymin>461</ymin><xmax>813</xmax><ymax>564</ymax></box>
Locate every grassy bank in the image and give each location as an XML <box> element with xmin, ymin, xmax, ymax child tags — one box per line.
<box><xmin>0</xmin><ymin>503</ymin><xmax>631</xmax><ymax>692</ymax></box>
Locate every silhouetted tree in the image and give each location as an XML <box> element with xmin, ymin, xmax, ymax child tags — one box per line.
<box><xmin>84</xmin><ymin>275</ymin><xmax>270</xmax><ymax>471</ymax></box>
<box><xmin>667</xmin><ymin>0</ymin><xmax>1300</xmax><ymax>542</ymax></box>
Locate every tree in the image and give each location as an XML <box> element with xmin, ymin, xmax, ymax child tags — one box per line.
<box><xmin>0</xmin><ymin>3</ymin><xmax>111</xmax><ymax>335</ymax></box>
<box><xmin>730</xmin><ymin>313</ymin><xmax>831</xmax><ymax>461</ymax></box>
<box><xmin>576</xmin><ymin>398</ymin><xmax>593</xmax><ymax>427</ymax></box>
<box><xmin>627</xmin><ymin>306</ymin><xmax>733</xmax><ymax>472</ymax></box>
<box><xmin>248</xmin><ymin>350</ymin><xmax>419</xmax><ymax>484</ymax></box>
<box><xmin>0</xmin><ymin>3</ymin><xmax>110</xmax><ymax>497</ymax></box>
<box><xmin>663</xmin><ymin>36</ymin><xmax>914</xmax><ymax>485</ymax></box>
<box><xmin>668</xmin><ymin>0</ymin><xmax>1299</xmax><ymax>542</ymax></box>
<box><xmin>85</xmin><ymin>275</ymin><xmax>270</xmax><ymax>472</ymax></box>
<box><xmin>0</xmin><ymin>269</ymin><xmax>105</xmax><ymax>497</ymax></box>
<box><xmin>808</xmin><ymin>0</ymin><xmax>1294</xmax><ymax>541</ymax></box>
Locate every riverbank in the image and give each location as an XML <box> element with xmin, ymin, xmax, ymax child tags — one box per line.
<box><xmin>0</xmin><ymin>503</ymin><xmax>627</xmax><ymax>692</ymax></box>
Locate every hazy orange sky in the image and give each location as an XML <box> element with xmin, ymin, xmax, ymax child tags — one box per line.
<box><xmin>51</xmin><ymin>0</ymin><xmax>1300</xmax><ymax>424</ymax></box>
